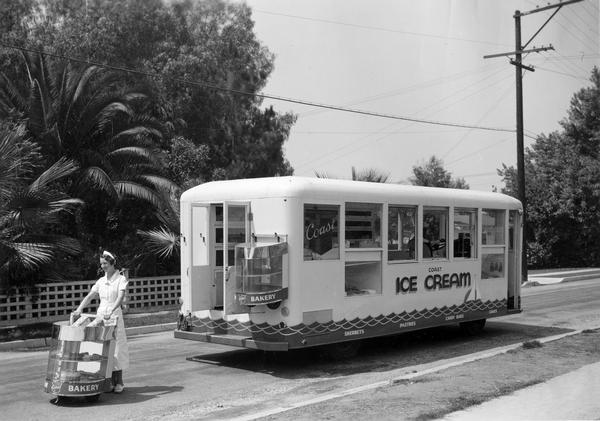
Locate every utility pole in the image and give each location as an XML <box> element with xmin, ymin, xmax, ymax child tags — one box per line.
<box><xmin>483</xmin><ymin>0</ymin><xmax>584</xmax><ymax>286</ymax></box>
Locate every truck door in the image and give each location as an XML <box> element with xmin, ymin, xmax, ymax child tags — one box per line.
<box><xmin>507</xmin><ymin>210</ymin><xmax>522</xmax><ymax>310</ymax></box>
<box><xmin>190</xmin><ymin>204</ymin><xmax>212</xmax><ymax>310</ymax></box>
<box><xmin>222</xmin><ymin>202</ymin><xmax>250</xmax><ymax>315</ymax></box>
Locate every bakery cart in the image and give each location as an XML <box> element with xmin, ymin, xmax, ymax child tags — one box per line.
<box><xmin>44</xmin><ymin>313</ymin><xmax>117</xmax><ymax>404</ymax></box>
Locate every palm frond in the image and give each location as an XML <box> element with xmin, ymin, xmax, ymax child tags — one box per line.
<box><xmin>114</xmin><ymin>181</ymin><xmax>163</xmax><ymax>208</ymax></box>
<box><xmin>36</xmin><ymin>235</ymin><xmax>82</xmax><ymax>255</ymax></box>
<box><xmin>72</xmin><ymin>65</ymin><xmax>102</xmax><ymax>105</ymax></box>
<box><xmin>314</xmin><ymin>171</ymin><xmax>332</xmax><ymax>179</ymax></box>
<box><xmin>135</xmin><ymin>174</ymin><xmax>179</xmax><ymax>192</ymax></box>
<box><xmin>97</xmin><ymin>102</ymin><xmax>133</xmax><ymax>129</ymax></box>
<box><xmin>0</xmin><ymin>125</ymin><xmax>33</xmax><ymax>197</ymax></box>
<box><xmin>9</xmin><ymin>242</ymin><xmax>54</xmax><ymax>268</ymax></box>
<box><xmin>109</xmin><ymin>126</ymin><xmax>163</xmax><ymax>145</ymax></box>
<box><xmin>79</xmin><ymin>166</ymin><xmax>118</xmax><ymax>196</ymax></box>
<box><xmin>47</xmin><ymin>198</ymin><xmax>84</xmax><ymax>213</ymax></box>
<box><xmin>107</xmin><ymin>146</ymin><xmax>159</xmax><ymax>166</ymax></box>
<box><xmin>137</xmin><ymin>226</ymin><xmax>180</xmax><ymax>258</ymax></box>
<box><xmin>122</xmin><ymin>92</ymin><xmax>148</xmax><ymax>103</ymax></box>
<box><xmin>27</xmin><ymin>78</ymin><xmax>49</xmax><ymax>138</ymax></box>
<box><xmin>0</xmin><ymin>73</ymin><xmax>28</xmax><ymax>111</ymax></box>
<box><xmin>29</xmin><ymin>157</ymin><xmax>79</xmax><ymax>194</ymax></box>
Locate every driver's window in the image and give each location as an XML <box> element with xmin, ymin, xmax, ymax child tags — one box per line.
<box><xmin>422</xmin><ymin>207</ymin><xmax>448</xmax><ymax>259</ymax></box>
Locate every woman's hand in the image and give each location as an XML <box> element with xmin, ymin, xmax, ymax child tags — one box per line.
<box><xmin>103</xmin><ymin>310</ymin><xmax>113</xmax><ymax>320</ymax></box>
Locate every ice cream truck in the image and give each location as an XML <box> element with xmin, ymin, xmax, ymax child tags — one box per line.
<box><xmin>174</xmin><ymin>176</ymin><xmax>522</xmax><ymax>352</ymax></box>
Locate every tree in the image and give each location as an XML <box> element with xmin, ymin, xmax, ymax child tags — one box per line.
<box><xmin>498</xmin><ymin>67</ymin><xmax>600</xmax><ymax>268</ymax></box>
<box><xmin>0</xmin><ymin>123</ymin><xmax>82</xmax><ymax>290</ymax></box>
<box><xmin>3</xmin><ymin>0</ymin><xmax>296</xmax><ymax>182</ymax></box>
<box><xmin>410</xmin><ymin>156</ymin><xmax>469</xmax><ymax>189</ymax></box>
<box><xmin>1</xmin><ymin>0</ymin><xmax>296</xmax><ymax>276</ymax></box>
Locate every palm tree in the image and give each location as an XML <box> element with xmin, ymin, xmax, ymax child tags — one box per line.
<box><xmin>315</xmin><ymin>166</ymin><xmax>391</xmax><ymax>183</ymax></box>
<box><xmin>0</xmin><ymin>53</ymin><xmax>178</xmax><ymax>275</ymax></box>
<box><xmin>350</xmin><ymin>167</ymin><xmax>391</xmax><ymax>183</ymax></box>
<box><xmin>0</xmin><ymin>52</ymin><xmax>176</xmax><ymax>206</ymax></box>
<box><xmin>0</xmin><ymin>124</ymin><xmax>83</xmax><ymax>290</ymax></box>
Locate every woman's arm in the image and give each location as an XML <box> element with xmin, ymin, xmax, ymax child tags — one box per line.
<box><xmin>73</xmin><ymin>290</ymin><xmax>98</xmax><ymax>315</ymax></box>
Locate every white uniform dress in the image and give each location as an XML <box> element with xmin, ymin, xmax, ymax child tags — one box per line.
<box><xmin>91</xmin><ymin>272</ymin><xmax>130</xmax><ymax>371</ymax></box>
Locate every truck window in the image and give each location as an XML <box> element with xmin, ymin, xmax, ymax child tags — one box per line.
<box><xmin>482</xmin><ymin>209</ymin><xmax>505</xmax><ymax>245</ymax></box>
<box><xmin>454</xmin><ymin>208</ymin><xmax>477</xmax><ymax>258</ymax></box>
<box><xmin>304</xmin><ymin>204</ymin><xmax>340</xmax><ymax>261</ymax></box>
<box><xmin>388</xmin><ymin>205</ymin><xmax>417</xmax><ymax>261</ymax></box>
<box><xmin>482</xmin><ymin>209</ymin><xmax>506</xmax><ymax>279</ymax></box>
<box><xmin>423</xmin><ymin>207</ymin><xmax>448</xmax><ymax>259</ymax></box>
<box><xmin>345</xmin><ymin>202</ymin><xmax>382</xmax><ymax>248</ymax></box>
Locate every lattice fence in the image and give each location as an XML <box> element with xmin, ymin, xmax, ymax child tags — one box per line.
<box><xmin>0</xmin><ymin>275</ymin><xmax>181</xmax><ymax>327</ymax></box>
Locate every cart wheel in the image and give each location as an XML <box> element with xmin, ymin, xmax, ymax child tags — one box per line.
<box><xmin>84</xmin><ymin>394</ymin><xmax>101</xmax><ymax>403</ymax></box>
<box><xmin>50</xmin><ymin>396</ymin><xmax>64</xmax><ymax>406</ymax></box>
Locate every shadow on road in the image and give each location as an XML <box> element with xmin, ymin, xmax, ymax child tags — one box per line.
<box><xmin>184</xmin><ymin>322</ymin><xmax>572</xmax><ymax>380</ymax></box>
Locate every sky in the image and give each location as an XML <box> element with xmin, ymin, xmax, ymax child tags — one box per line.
<box><xmin>240</xmin><ymin>0</ymin><xmax>600</xmax><ymax>191</ymax></box>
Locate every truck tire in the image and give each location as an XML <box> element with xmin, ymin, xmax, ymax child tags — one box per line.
<box><xmin>459</xmin><ymin>319</ymin><xmax>486</xmax><ymax>336</ymax></box>
<box><xmin>323</xmin><ymin>340</ymin><xmax>362</xmax><ymax>359</ymax></box>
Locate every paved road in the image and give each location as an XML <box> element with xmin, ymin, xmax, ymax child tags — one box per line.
<box><xmin>506</xmin><ymin>278</ymin><xmax>600</xmax><ymax>330</ymax></box>
<box><xmin>1</xmin><ymin>279</ymin><xmax>599</xmax><ymax>421</ymax></box>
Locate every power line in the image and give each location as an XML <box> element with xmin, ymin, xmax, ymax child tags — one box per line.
<box><xmin>554</xmin><ymin>10</ymin><xmax>599</xmax><ymax>53</ymax></box>
<box><xmin>292</xmin><ymin>128</ymin><xmax>471</xmax><ymax>135</ymax></box>
<box><xmin>535</xmin><ymin>64</ymin><xmax>591</xmax><ymax>80</ymax></box>
<box><xmin>293</xmin><ymin>70</ymin><xmax>515</xmax><ymax>172</ymax></box>
<box><xmin>441</xmin><ymin>80</ymin><xmax>515</xmax><ymax>160</ymax></box>
<box><xmin>253</xmin><ymin>9</ymin><xmax>512</xmax><ymax>48</ymax></box>
<box><xmin>0</xmin><ymin>42</ymin><xmax>517</xmax><ymax>135</ymax></box>
<box><xmin>446</xmin><ymin>137</ymin><xmax>513</xmax><ymax>166</ymax></box>
<box><xmin>298</xmin><ymin>62</ymin><xmax>506</xmax><ymax>119</ymax></box>
<box><xmin>528</xmin><ymin>53</ymin><xmax>600</xmax><ymax>60</ymax></box>
<box><xmin>562</xmin><ymin>6</ymin><xmax>600</xmax><ymax>48</ymax></box>
<box><xmin>525</xmin><ymin>0</ymin><xmax>598</xmax><ymax>53</ymax></box>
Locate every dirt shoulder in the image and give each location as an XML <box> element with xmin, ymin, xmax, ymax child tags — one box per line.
<box><xmin>264</xmin><ymin>328</ymin><xmax>600</xmax><ymax>421</ymax></box>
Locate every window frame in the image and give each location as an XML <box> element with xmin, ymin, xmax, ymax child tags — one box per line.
<box><xmin>387</xmin><ymin>204</ymin><xmax>418</xmax><ymax>263</ymax></box>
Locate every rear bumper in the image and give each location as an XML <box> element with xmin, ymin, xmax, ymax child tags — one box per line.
<box><xmin>174</xmin><ymin>329</ymin><xmax>288</xmax><ymax>351</ymax></box>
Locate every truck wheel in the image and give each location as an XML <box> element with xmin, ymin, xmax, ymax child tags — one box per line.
<box><xmin>459</xmin><ymin>319</ymin><xmax>486</xmax><ymax>336</ymax></box>
<box><xmin>323</xmin><ymin>340</ymin><xmax>361</xmax><ymax>360</ymax></box>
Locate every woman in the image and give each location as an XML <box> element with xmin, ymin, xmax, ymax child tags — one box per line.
<box><xmin>73</xmin><ymin>251</ymin><xmax>130</xmax><ymax>393</ymax></box>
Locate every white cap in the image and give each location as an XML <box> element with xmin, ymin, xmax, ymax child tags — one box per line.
<box><xmin>102</xmin><ymin>250</ymin><xmax>115</xmax><ymax>259</ymax></box>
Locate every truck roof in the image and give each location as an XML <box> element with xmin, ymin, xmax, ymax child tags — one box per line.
<box><xmin>180</xmin><ymin>176</ymin><xmax>522</xmax><ymax>209</ymax></box>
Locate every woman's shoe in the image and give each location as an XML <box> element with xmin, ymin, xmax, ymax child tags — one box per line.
<box><xmin>114</xmin><ymin>384</ymin><xmax>124</xmax><ymax>393</ymax></box>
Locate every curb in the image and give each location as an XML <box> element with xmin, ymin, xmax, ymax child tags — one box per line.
<box><xmin>126</xmin><ymin>322</ymin><xmax>176</xmax><ymax>336</ymax></box>
<box><xmin>0</xmin><ymin>322</ymin><xmax>177</xmax><ymax>352</ymax></box>
<box><xmin>523</xmin><ymin>270</ymin><xmax>600</xmax><ymax>287</ymax></box>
